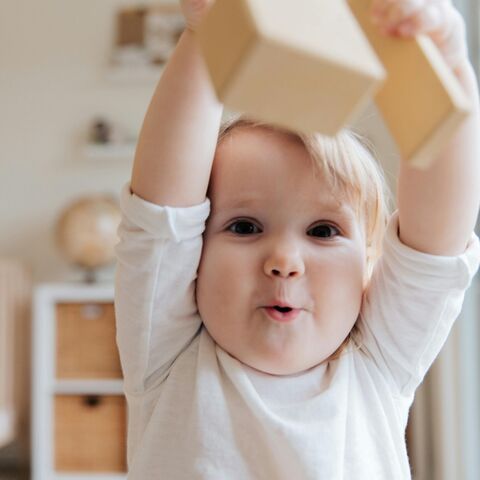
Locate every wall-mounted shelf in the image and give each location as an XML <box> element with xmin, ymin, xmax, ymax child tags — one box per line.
<box><xmin>105</xmin><ymin>64</ymin><xmax>164</xmax><ymax>84</ymax></box>
<box><xmin>83</xmin><ymin>143</ymin><xmax>136</xmax><ymax>162</ymax></box>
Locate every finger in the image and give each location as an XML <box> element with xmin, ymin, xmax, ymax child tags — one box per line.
<box><xmin>396</xmin><ymin>4</ymin><xmax>468</xmax><ymax>68</ymax></box>
<box><xmin>383</xmin><ymin>0</ymin><xmax>425</xmax><ymax>27</ymax></box>
<box><xmin>395</xmin><ymin>1</ymin><xmax>455</xmax><ymax>37</ymax></box>
<box><xmin>429</xmin><ymin>8</ymin><xmax>469</xmax><ymax>68</ymax></box>
<box><xmin>371</xmin><ymin>0</ymin><xmax>425</xmax><ymax>19</ymax></box>
<box><xmin>180</xmin><ymin>0</ymin><xmax>214</xmax><ymax>30</ymax></box>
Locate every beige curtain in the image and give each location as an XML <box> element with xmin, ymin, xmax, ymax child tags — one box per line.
<box><xmin>408</xmin><ymin>279</ymin><xmax>480</xmax><ymax>480</ymax></box>
<box><xmin>0</xmin><ymin>259</ymin><xmax>32</xmax><ymax>462</ymax></box>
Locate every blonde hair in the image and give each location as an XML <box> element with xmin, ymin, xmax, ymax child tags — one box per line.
<box><xmin>214</xmin><ymin>115</ymin><xmax>394</xmax><ymax>361</ymax></box>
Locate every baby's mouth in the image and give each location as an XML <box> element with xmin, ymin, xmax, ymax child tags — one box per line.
<box><xmin>273</xmin><ymin>306</ymin><xmax>292</xmax><ymax>313</ymax></box>
<box><xmin>262</xmin><ymin>306</ymin><xmax>301</xmax><ymax>322</ymax></box>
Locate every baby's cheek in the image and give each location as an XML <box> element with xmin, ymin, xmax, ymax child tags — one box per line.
<box><xmin>197</xmin><ymin>243</ymin><xmax>241</xmax><ymax>312</ymax></box>
<box><xmin>319</xmin><ymin>249</ymin><xmax>365</xmax><ymax>296</ymax></box>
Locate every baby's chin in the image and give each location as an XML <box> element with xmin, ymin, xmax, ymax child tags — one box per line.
<box><xmin>202</xmin><ymin>317</ymin><xmax>347</xmax><ymax>375</ymax></box>
<box><xmin>225</xmin><ymin>345</ymin><xmax>332</xmax><ymax>377</ymax></box>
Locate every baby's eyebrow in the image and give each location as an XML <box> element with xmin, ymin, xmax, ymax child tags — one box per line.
<box><xmin>215</xmin><ymin>197</ymin><xmax>355</xmax><ymax>220</ymax></box>
<box><xmin>320</xmin><ymin>203</ymin><xmax>356</xmax><ymax>220</ymax></box>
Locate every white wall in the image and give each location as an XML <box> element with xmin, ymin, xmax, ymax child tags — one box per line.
<box><xmin>0</xmin><ymin>0</ymin><xmax>173</xmax><ymax>284</ymax></box>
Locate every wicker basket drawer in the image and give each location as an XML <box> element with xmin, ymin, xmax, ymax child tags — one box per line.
<box><xmin>54</xmin><ymin>394</ymin><xmax>127</xmax><ymax>472</ymax></box>
<box><xmin>55</xmin><ymin>303</ymin><xmax>122</xmax><ymax>379</ymax></box>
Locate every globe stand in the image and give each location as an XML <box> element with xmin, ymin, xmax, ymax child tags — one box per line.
<box><xmin>83</xmin><ymin>268</ymin><xmax>98</xmax><ymax>284</ymax></box>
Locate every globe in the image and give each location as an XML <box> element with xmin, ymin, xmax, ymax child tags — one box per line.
<box><xmin>55</xmin><ymin>195</ymin><xmax>121</xmax><ymax>282</ymax></box>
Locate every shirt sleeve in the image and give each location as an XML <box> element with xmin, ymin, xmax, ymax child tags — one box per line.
<box><xmin>114</xmin><ymin>182</ymin><xmax>210</xmax><ymax>394</ymax></box>
<box><xmin>356</xmin><ymin>210</ymin><xmax>480</xmax><ymax>398</ymax></box>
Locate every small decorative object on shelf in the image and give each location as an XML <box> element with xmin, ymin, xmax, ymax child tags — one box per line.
<box><xmin>32</xmin><ymin>283</ymin><xmax>127</xmax><ymax>480</ymax></box>
<box><xmin>90</xmin><ymin>118</ymin><xmax>111</xmax><ymax>144</ymax></box>
<box><xmin>88</xmin><ymin>117</ymin><xmax>133</xmax><ymax>146</ymax></box>
<box><xmin>109</xmin><ymin>3</ymin><xmax>185</xmax><ymax>81</ymax></box>
<box><xmin>85</xmin><ymin>117</ymin><xmax>137</xmax><ymax>161</ymax></box>
<box><xmin>54</xmin><ymin>195</ymin><xmax>121</xmax><ymax>283</ymax></box>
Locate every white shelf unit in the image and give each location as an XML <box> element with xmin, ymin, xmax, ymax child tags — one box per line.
<box><xmin>32</xmin><ymin>282</ymin><xmax>127</xmax><ymax>480</ymax></box>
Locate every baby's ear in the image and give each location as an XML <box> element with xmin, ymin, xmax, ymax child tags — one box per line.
<box><xmin>363</xmin><ymin>245</ymin><xmax>375</xmax><ymax>288</ymax></box>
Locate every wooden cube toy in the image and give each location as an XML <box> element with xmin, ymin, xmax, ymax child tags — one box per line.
<box><xmin>349</xmin><ymin>0</ymin><xmax>471</xmax><ymax>168</ymax></box>
<box><xmin>196</xmin><ymin>0</ymin><xmax>386</xmax><ymax>136</ymax></box>
<box><xmin>196</xmin><ymin>0</ymin><xmax>472</xmax><ymax>168</ymax></box>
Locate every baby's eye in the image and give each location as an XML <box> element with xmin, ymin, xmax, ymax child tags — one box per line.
<box><xmin>227</xmin><ymin>220</ymin><xmax>261</xmax><ymax>235</ymax></box>
<box><xmin>307</xmin><ymin>223</ymin><xmax>340</xmax><ymax>238</ymax></box>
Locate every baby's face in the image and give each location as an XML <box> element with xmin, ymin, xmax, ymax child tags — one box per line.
<box><xmin>196</xmin><ymin>127</ymin><xmax>367</xmax><ymax>375</ymax></box>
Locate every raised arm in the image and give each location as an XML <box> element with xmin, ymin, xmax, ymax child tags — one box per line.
<box><xmin>115</xmin><ymin>1</ymin><xmax>223</xmax><ymax>395</ymax></box>
<box><xmin>397</xmin><ymin>60</ymin><xmax>480</xmax><ymax>255</ymax></box>
<box><xmin>131</xmin><ymin>0</ymin><xmax>223</xmax><ymax>207</ymax></box>
<box><xmin>371</xmin><ymin>0</ymin><xmax>480</xmax><ymax>256</ymax></box>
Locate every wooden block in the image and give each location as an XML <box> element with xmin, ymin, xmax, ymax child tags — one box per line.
<box><xmin>348</xmin><ymin>0</ymin><xmax>471</xmax><ymax>168</ymax></box>
<box><xmin>55</xmin><ymin>394</ymin><xmax>127</xmax><ymax>472</ymax></box>
<box><xmin>56</xmin><ymin>303</ymin><xmax>122</xmax><ymax>379</ymax></box>
<box><xmin>196</xmin><ymin>0</ymin><xmax>386</xmax><ymax>135</ymax></box>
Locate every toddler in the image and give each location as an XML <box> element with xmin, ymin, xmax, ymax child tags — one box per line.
<box><xmin>114</xmin><ymin>0</ymin><xmax>480</xmax><ymax>478</ymax></box>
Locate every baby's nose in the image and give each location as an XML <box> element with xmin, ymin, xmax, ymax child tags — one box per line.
<box><xmin>264</xmin><ymin>249</ymin><xmax>305</xmax><ymax>278</ymax></box>
<box><xmin>269</xmin><ymin>268</ymin><xmax>301</xmax><ymax>278</ymax></box>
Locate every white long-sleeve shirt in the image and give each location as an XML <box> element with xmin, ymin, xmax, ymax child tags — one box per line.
<box><xmin>114</xmin><ymin>182</ymin><xmax>480</xmax><ymax>479</ymax></box>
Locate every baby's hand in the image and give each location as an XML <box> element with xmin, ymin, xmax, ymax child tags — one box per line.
<box><xmin>180</xmin><ymin>0</ymin><xmax>214</xmax><ymax>32</ymax></box>
<box><xmin>370</xmin><ymin>0</ymin><xmax>469</xmax><ymax>70</ymax></box>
